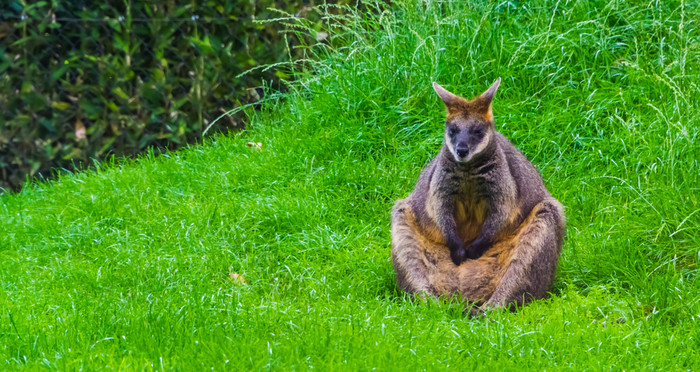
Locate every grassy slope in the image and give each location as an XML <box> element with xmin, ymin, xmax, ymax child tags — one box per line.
<box><xmin>2</xmin><ymin>0</ymin><xmax>699</xmax><ymax>369</ymax></box>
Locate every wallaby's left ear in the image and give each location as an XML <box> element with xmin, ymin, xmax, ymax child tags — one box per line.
<box><xmin>478</xmin><ymin>77</ymin><xmax>501</xmax><ymax>122</ymax></box>
<box><xmin>480</xmin><ymin>77</ymin><xmax>501</xmax><ymax>104</ymax></box>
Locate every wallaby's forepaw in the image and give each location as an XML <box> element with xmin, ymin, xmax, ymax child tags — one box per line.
<box><xmin>465</xmin><ymin>237</ymin><xmax>489</xmax><ymax>260</ymax></box>
<box><xmin>448</xmin><ymin>241</ymin><xmax>468</xmax><ymax>266</ymax></box>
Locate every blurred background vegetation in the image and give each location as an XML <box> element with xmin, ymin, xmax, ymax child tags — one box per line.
<box><xmin>0</xmin><ymin>0</ymin><xmax>348</xmax><ymax>192</ymax></box>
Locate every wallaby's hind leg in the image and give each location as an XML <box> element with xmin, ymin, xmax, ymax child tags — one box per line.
<box><xmin>484</xmin><ymin>198</ymin><xmax>566</xmax><ymax>309</ymax></box>
<box><xmin>390</xmin><ymin>199</ymin><xmax>435</xmax><ymax>296</ymax></box>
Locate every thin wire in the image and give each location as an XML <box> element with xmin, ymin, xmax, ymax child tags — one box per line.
<box><xmin>1</xmin><ymin>16</ymin><xmax>251</xmax><ymax>22</ymax></box>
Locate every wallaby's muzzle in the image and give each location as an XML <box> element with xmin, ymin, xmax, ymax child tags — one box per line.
<box><xmin>455</xmin><ymin>143</ymin><xmax>469</xmax><ymax>158</ymax></box>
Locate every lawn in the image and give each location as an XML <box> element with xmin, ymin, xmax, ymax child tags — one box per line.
<box><xmin>1</xmin><ymin>0</ymin><xmax>699</xmax><ymax>369</ymax></box>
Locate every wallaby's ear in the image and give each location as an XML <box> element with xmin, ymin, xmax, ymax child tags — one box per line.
<box><xmin>478</xmin><ymin>77</ymin><xmax>501</xmax><ymax>122</ymax></box>
<box><xmin>432</xmin><ymin>82</ymin><xmax>461</xmax><ymax>107</ymax></box>
<box><xmin>479</xmin><ymin>77</ymin><xmax>501</xmax><ymax>104</ymax></box>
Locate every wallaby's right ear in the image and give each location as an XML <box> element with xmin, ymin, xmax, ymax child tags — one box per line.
<box><xmin>479</xmin><ymin>77</ymin><xmax>501</xmax><ymax>104</ymax></box>
<box><xmin>433</xmin><ymin>82</ymin><xmax>461</xmax><ymax>107</ymax></box>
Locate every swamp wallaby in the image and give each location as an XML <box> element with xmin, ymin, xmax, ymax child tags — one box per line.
<box><xmin>391</xmin><ymin>78</ymin><xmax>565</xmax><ymax>311</ymax></box>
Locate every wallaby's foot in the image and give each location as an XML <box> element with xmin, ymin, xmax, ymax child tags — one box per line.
<box><xmin>391</xmin><ymin>200</ymin><xmax>434</xmax><ymax>294</ymax></box>
<box><xmin>483</xmin><ymin>198</ymin><xmax>565</xmax><ymax>309</ymax></box>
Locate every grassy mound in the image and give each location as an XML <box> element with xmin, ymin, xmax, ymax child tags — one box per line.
<box><xmin>1</xmin><ymin>0</ymin><xmax>698</xmax><ymax>369</ymax></box>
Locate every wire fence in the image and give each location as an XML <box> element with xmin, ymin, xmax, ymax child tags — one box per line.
<box><xmin>0</xmin><ymin>1</ymin><xmax>330</xmax><ymax>191</ymax></box>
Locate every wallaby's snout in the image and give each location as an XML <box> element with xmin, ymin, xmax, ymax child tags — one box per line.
<box><xmin>449</xmin><ymin>124</ymin><xmax>486</xmax><ymax>162</ymax></box>
<box><xmin>453</xmin><ymin>129</ymin><xmax>471</xmax><ymax>159</ymax></box>
<box><xmin>455</xmin><ymin>143</ymin><xmax>469</xmax><ymax>158</ymax></box>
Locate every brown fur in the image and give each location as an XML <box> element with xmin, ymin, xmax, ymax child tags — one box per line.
<box><xmin>391</xmin><ymin>78</ymin><xmax>566</xmax><ymax>312</ymax></box>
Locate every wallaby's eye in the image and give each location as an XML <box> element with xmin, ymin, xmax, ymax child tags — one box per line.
<box><xmin>448</xmin><ymin>126</ymin><xmax>459</xmax><ymax>137</ymax></box>
<box><xmin>471</xmin><ymin>128</ymin><xmax>484</xmax><ymax>137</ymax></box>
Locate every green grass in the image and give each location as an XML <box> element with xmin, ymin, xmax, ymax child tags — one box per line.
<box><xmin>2</xmin><ymin>0</ymin><xmax>700</xmax><ymax>369</ymax></box>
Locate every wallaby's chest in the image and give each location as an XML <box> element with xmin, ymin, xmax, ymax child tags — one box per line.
<box><xmin>428</xmin><ymin>169</ymin><xmax>489</xmax><ymax>241</ymax></box>
<box><xmin>454</xmin><ymin>190</ymin><xmax>487</xmax><ymax>221</ymax></box>
<box><xmin>453</xmin><ymin>188</ymin><xmax>488</xmax><ymax>241</ymax></box>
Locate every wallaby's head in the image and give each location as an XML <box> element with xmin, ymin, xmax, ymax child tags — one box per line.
<box><xmin>432</xmin><ymin>78</ymin><xmax>501</xmax><ymax>163</ymax></box>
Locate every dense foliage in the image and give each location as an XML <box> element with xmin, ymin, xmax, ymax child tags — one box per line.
<box><xmin>0</xmin><ymin>0</ymin><xmax>338</xmax><ymax>191</ymax></box>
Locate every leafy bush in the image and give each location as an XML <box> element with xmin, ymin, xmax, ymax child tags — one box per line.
<box><xmin>0</xmin><ymin>0</ymin><xmax>342</xmax><ymax>191</ymax></box>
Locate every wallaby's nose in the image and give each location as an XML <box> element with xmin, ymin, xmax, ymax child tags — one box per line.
<box><xmin>456</xmin><ymin>144</ymin><xmax>469</xmax><ymax>158</ymax></box>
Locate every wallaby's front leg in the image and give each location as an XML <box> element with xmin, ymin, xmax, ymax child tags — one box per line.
<box><xmin>466</xmin><ymin>199</ymin><xmax>509</xmax><ymax>259</ymax></box>
<box><xmin>434</xmin><ymin>196</ymin><xmax>467</xmax><ymax>266</ymax></box>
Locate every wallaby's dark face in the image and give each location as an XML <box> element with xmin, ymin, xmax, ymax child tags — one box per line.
<box><xmin>433</xmin><ymin>78</ymin><xmax>501</xmax><ymax>163</ymax></box>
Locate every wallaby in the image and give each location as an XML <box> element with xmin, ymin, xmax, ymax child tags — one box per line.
<box><xmin>391</xmin><ymin>78</ymin><xmax>565</xmax><ymax>311</ymax></box>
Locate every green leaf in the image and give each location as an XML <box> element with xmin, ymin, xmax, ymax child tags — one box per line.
<box><xmin>21</xmin><ymin>81</ymin><xmax>33</xmax><ymax>94</ymax></box>
<box><xmin>112</xmin><ymin>87</ymin><xmax>130</xmax><ymax>101</ymax></box>
<box><xmin>106</xmin><ymin>101</ymin><xmax>120</xmax><ymax>112</ymax></box>
<box><xmin>275</xmin><ymin>70</ymin><xmax>290</xmax><ymax>79</ymax></box>
<box><xmin>51</xmin><ymin>101</ymin><xmax>71</xmax><ymax>110</ymax></box>
<box><xmin>98</xmin><ymin>136</ymin><xmax>117</xmax><ymax>155</ymax></box>
<box><xmin>50</xmin><ymin>64</ymin><xmax>70</xmax><ymax>81</ymax></box>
